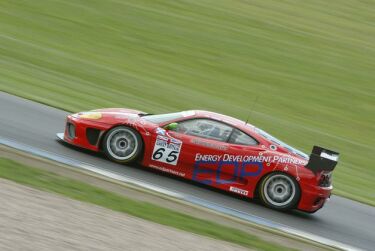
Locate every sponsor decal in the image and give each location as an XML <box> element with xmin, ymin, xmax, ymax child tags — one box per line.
<box><xmin>149</xmin><ymin>164</ymin><xmax>185</xmax><ymax>177</ymax></box>
<box><xmin>229</xmin><ymin>186</ymin><xmax>248</xmax><ymax>196</ymax></box>
<box><xmin>320</xmin><ymin>152</ymin><xmax>338</xmax><ymax>161</ymax></box>
<box><xmin>191</xmin><ymin>138</ymin><xmax>228</xmax><ymax>151</ymax></box>
<box><xmin>151</xmin><ymin>135</ymin><xmax>182</xmax><ymax>165</ymax></box>
<box><xmin>193</xmin><ymin>159</ymin><xmax>263</xmax><ymax>185</ymax></box>
<box><xmin>194</xmin><ymin>153</ymin><xmax>307</xmax><ymax>165</ymax></box>
<box><xmin>192</xmin><ymin>153</ymin><xmax>306</xmax><ymax>185</ymax></box>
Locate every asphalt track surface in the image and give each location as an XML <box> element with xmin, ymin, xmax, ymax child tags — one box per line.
<box><xmin>1</xmin><ymin>92</ymin><xmax>374</xmax><ymax>251</ymax></box>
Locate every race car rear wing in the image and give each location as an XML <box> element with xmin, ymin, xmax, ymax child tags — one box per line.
<box><xmin>305</xmin><ymin>146</ymin><xmax>339</xmax><ymax>173</ymax></box>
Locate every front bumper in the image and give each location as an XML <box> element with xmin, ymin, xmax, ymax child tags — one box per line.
<box><xmin>59</xmin><ymin>116</ymin><xmax>109</xmax><ymax>152</ymax></box>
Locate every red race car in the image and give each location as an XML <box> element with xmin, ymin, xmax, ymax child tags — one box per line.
<box><xmin>57</xmin><ymin>108</ymin><xmax>339</xmax><ymax>212</ymax></box>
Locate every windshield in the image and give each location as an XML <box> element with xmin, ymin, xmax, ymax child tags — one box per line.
<box><xmin>254</xmin><ymin>127</ymin><xmax>308</xmax><ymax>159</ymax></box>
<box><xmin>142</xmin><ymin>111</ymin><xmax>195</xmax><ymax>124</ymax></box>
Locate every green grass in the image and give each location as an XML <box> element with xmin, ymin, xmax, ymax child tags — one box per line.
<box><xmin>0</xmin><ymin>0</ymin><xmax>374</xmax><ymax>205</ymax></box>
<box><xmin>0</xmin><ymin>157</ymin><xmax>295</xmax><ymax>251</ymax></box>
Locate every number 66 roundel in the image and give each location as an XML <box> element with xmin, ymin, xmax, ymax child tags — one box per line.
<box><xmin>152</xmin><ymin>135</ymin><xmax>182</xmax><ymax>165</ymax></box>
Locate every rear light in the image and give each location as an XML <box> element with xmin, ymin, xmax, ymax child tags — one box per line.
<box><xmin>67</xmin><ymin>123</ymin><xmax>76</xmax><ymax>138</ymax></box>
<box><xmin>319</xmin><ymin>172</ymin><xmax>332</xmax><ymax>187</ymax></box>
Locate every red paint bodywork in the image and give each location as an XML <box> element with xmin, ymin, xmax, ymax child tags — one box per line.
<box><xmin>62</xmin><ymin>108</ymin><xmax>332</xmax><ymax>212</ymax></box>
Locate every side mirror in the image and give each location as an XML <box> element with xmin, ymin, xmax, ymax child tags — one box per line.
<box><xmin>164</xmin><ymin>122</ymin><xmax>179</xmax><ymax>131</ymax></box>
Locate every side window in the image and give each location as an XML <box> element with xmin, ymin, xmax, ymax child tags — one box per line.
<box><xmin>175</xmin><ymin>119</ymin><xmax>233</xmax><ymax>142</ymax></box>
<box><xmin>228</xmin><ymin>129</ymin><xmax>258</xmax><ymax>146</ymax></box>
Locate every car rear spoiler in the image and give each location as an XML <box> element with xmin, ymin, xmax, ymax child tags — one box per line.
<box><xmin>305</xmin><ymin>146</ymin><xmax>339</xmax><ymax>173</ymax></box>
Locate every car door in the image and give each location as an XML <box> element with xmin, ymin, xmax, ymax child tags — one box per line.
<box><xmin>225</xmin><ymin>128</ymin><xmax>265</xmax><ymax>188</ymax></box>
<box><xmin>165</xmin><ymin>118</ymin><xmax>239</xmax><ymax>185</ymax></box>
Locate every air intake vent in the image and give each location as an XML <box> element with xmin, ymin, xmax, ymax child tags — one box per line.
<box><xmin>67</xmin><ymin>123</ymin><xmax>75</xmax><ymax>138</ymax></box>
<box><xmin>86</xmin><ymin>128</ymin><xmax>101</xmax><ymax>145</ymax></box>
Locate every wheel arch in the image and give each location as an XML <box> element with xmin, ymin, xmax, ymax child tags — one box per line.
<box><xmin>98</xmin><ymin>123</ymin><xmax>145</xmax><ymax>151</ymax></box>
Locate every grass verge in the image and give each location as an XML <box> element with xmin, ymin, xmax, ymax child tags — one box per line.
<box><xmin>0</xmin><ymin>0</ymin><xmax>373</xmax><ymax>205</ymax></box>
<box><xmin>0</xmin><ymin>157</ymin><xmax>295</xmax><ymax>251</ymax></box>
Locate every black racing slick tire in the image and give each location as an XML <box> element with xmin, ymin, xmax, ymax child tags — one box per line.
<box><xmin>102</xmin><ymin>126</ymin><xmax>143</xmax><ymax>164</ymax></box>
<box><xmin>259</xmin><ymin>172</ymin><xmax>300</xmax><ymax>211</ymax></box>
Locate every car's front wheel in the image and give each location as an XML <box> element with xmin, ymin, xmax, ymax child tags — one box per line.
<box><xmin>259</xmin><ymin>172</ymin><xmax>300</xmax><ymax>210</ymax></box>
<box><xmin>102</xmin><ymin>126</ymin><xmax>143</xmax><ymax>164</ymax></box>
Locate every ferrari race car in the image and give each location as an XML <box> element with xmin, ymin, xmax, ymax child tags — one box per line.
<box><xmin>57</xmin><ymin>109</ymin><xmax>339</xmax><ymax>212</ymax></box>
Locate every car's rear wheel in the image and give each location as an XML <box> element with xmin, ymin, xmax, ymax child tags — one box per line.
<box><xmin>259</xmin><ymin>172</ymin><xmax>300</xmax><ymax>210</ymax></box>
<box><xmin>102</xmin><ymin>126</ymin><xmax>143</xmax><ymax>164</ymax></box>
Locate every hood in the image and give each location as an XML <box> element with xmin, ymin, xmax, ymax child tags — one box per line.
<box><xmin>73</xmin><ymin>108</ymin><xmax>147</xmax><ymax>124</ymax></box>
